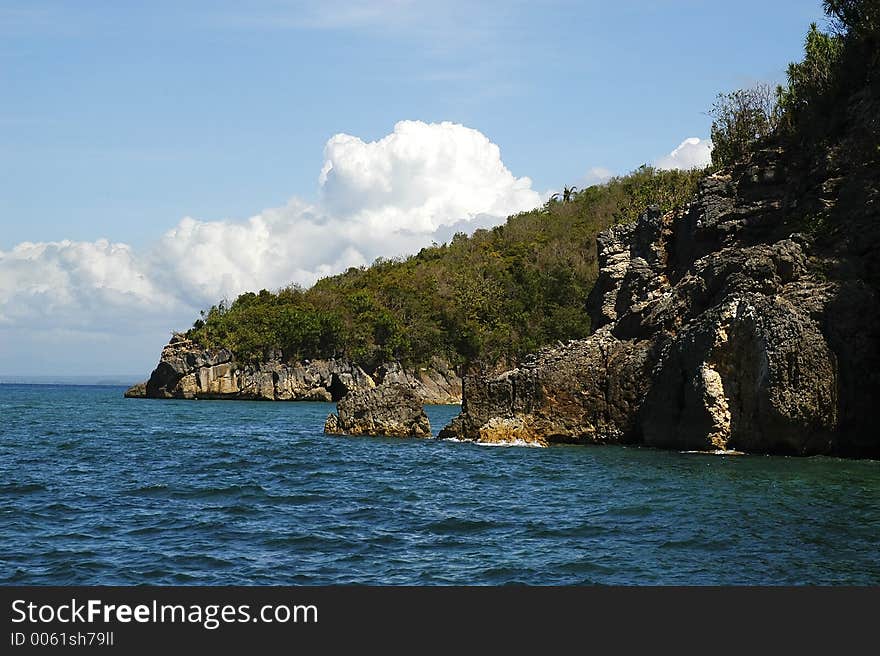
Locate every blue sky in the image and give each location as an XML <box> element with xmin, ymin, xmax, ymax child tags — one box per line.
<box><xmin>0</xmin><ymin>0</ymin><xmax>829</xmax><ymax>376</ymax></box>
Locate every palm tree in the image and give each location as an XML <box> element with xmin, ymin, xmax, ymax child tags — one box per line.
<box><xmin>549</xmin><ymin>185</ymin><xmax>580</xmax><ymax>204</ymax></box>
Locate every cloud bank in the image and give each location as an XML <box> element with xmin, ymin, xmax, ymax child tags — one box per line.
<box><xmin>654</xmin><ymin>137</ymin><xmax>713</xmax><ymax>171</ymax></box>
<box><xmin>0</xmin><ymin>126</ymin><xmax>710</xmax><ymax>375</ymax></box>
<box><xmin>0</xmin><ymin>121</ymin><xmax>541</xmax><ymax>372</ymax></box>
<box><xmin>150</xmin><ymin>121</ymin><xmax>541</xmax><ymax>307</ymax></box>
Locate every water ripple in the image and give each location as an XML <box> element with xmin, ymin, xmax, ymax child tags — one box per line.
<box><xmin>1</xmin><ymin>385</ymin><xmax>879</xmax><ymax>584</ymax></box>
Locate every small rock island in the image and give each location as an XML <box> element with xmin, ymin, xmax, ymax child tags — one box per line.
<box><xmin>324</xmin><ymin>383</ymin><xmax>431</xmax><ymax>438</ymax></box>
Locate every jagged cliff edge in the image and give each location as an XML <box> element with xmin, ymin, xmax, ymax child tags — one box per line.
<box><xmin>125</xmin><ymin>336</ymin><xmax>462</xmax><ymax>405</ymax></box>
<box><xmin>440</xmin><ymin>146</ymin><xmax>880</xmax><ymax>457</ymax></box>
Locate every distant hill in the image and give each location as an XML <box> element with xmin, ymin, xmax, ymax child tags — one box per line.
<box><xmin>0</xmin><ymin>375</ymin><xmax>142</xmax><ymax>386</ymax></box>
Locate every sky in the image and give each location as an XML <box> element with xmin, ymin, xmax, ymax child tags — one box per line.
<box><xmin>0</xmin><ymin>0</ymin><xmax>829</xmax><ymax>378</ymax></box>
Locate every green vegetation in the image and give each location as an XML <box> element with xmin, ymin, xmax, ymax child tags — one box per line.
<box><xmin>709</xmin><ymin>0</ymin><xmax>879</xmax><ymax>168</ymax></box>
<box><xmin>187</xmin><ymin>166</ymin><xmax>704</xmax><ymax>370</ymax></box>
<box><xmin>775</xmin><ymin>22</ymin><xmax>843</xmax><ymax>137</ymax></box>
<box><xmin>708</xmin><ymin>84</ymin><xmax>779</xmax><ymax>169</ymax></box>
<box><xmin>191</xmin><ymin>2</ymin><xmax>879</xmax><ymax>373</ymax></box>
<box><xmin>707</xmin><ymin>0</ymin><xmax>878</xmax><ymax>246</ymax></box>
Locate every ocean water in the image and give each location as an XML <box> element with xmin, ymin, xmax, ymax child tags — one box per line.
<box><xmin>1</xmin><ymin>384</ymin><xmax>879</xmax><ymax>585</ymax></box>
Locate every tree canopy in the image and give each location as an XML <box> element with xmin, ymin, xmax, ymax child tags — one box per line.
<box><xmin>187</xmin><ymin>166</ymin><xmax>704</xmax><ymax>370</ymax></box>
<box><xmin>710</xmin><ymin>0</ymin><xmax>878</xmax><ymax>167</ymax></box>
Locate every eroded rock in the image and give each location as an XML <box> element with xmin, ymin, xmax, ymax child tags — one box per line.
<box><xmin>123</xmin><ymin>382</ymin><xmax>147</xmax><ymax>398</ymax></box>
<box><xmin>442</xmin><ymin>147</ymin><xmax>880</xmax><ymax>457</ymax></box>
<box><xmin>129</xmin><ymin>334</ymin><xmax>462</xmax><ymax>404</ymax></box>
<box><xmin>324</xmin><ymin>383</ymin><xmax>431</xmax><ymax>438</ymax></box>
<box><xmin>439</xmin><ymin>330</ymin><xmax>653</xmax><ymax>446</ymax></box>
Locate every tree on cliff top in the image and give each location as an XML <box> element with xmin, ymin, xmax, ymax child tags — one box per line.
<box><xmin>710</xmin><ymin>0</ymin><xmax>878</xmax><ymax>169</ymax></box>
<box><xmin>708</xmin><ymin>84</ymin><xmax>779</xmax><ymax>169</ymax></box>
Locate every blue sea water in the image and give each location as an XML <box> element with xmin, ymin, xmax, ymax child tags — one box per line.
<box><xmin>1</xmin><ymin>383</ymin><xmax>878</xmax><ymax>585</ymax></box>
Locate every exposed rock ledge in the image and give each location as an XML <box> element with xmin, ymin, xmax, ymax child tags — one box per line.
<box><xmin>125</xmin><ymin>335</ymin><xmax>462</xmax><ymax>404</ymax></box>
<box><xmin>440</xmin><ymin>147</ymin><xmax>880</xmax><ymax>457</ymax></box>
<box><xmin>324</xmin><ymin>383</ymin><xmax>431</xmax><ymax>437</ymax></box>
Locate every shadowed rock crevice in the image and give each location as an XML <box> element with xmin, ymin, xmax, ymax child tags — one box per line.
<box><xmin>328</xmin><ymin>374</ymin><xmax>349</xmax><ymax>402</ymax></box>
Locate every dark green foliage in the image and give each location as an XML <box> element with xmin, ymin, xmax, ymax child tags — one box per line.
<box><xmin>823</xmin><ymin>0</ymin><xmax>880</xmax><ymax>37</ymax></box>
<box><xmin>708</xmin><ymin>84</ymin><xmax>779</xmax><ymax>168</ymax></box>
<box><xmin>776</xmin><ymin>23</ymin><xmax>843</xmax><ymax>139</ymax></box>
<box><xmin>187</xmin><ymin>166</ymin><xmax>704</xmax><ymax>369</ymax></box>
<box><xmin>714</xmin><ymin>0</ymin><xmax>878</xmax><ymax>167</ymax></box>
<box><xmin>789</xmin><ymin>2</ymin><xmax>878</xmax><ymax>159</ymax></box>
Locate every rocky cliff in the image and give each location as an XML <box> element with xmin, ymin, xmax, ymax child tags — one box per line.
<box><xmin>125</xmin><ymin>334</ymin><xmax>462</xmax><ymax>404</ymax></box>
<box><xmin>440</xmin><ymin>145</ymin><xmax>880</xmax><ymax>457</ymax></box>
<box><xmin>324</xmin><ymin>383</ymin><xmax>432</xmax><ymax>438</ymax></box>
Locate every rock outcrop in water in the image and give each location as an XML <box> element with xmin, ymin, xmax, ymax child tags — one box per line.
<box><xmin>441</xmin><ymin>145</ymin><xmax>880</xmax><ymax>457</ymax></box>
<box><xmin>324</xmin><ymin>382</ymin><xmax>431</xmax><ymax>438</ymax></box>
<box><xmin>123</xmin><ymin>382</ymin><xmax>147</xmax><ymax>398</ymax></box>
<box><xmin>125</xmin><ymin>334</ymin><xmax>461</xmax><ymax>404</ymax></box>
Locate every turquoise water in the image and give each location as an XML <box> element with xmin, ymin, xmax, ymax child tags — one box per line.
<box><xmin>1</xmin><ymin>384</ymin><xmax>879</xmax><ymax>585</ymax></box>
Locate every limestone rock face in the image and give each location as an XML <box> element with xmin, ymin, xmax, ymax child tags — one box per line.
<box><xmin>442</xmin><ymin>146</ymin><xmax>880</xmax><ymax>457</ymax></box>
<box><xmin>123</xmin><ymin>382</ymin><xmax>147</xmax><ymax>398</ymax></box>
<box><xmin>128</xmin><ymin>334</ymin><xmax>462</xmax><ymax>405</ymax></box>
<box><xmin>324</xmin><ymin>383</ymin><xmax>431</xmax><ymax>438</ymax></box>
<box><xmin>438</xmin><ymin>331</ymin><xmax>653</xmax><ymax>446</ymax></box>
<box><xmin>372</xmin><ymin>359</ymin><xmax>462</xmax><ymax>405</ymax></box>
<box><xmin>639</xmin><ymin>294</ymin><xmax>837</xmax><ymax>454</ymax></box>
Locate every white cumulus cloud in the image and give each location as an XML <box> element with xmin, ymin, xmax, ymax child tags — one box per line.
<box><xmin>0</xmin><ymin>239</ymin><xmax>178</xmax><ymax>329</ymax></box>
<box><xmin>152</xmin><ymin>120</ymin><xmax>541</xmax><ymax>307</ymax></box>
<box><xmin>0</xmin><ymin>121</ymin><xmax>542</xmax><ymax>373</ymax></box>
<box><xmin>320</xmin><ymin>121</ymin><xmax>538</xmax><ymax>231</ymax></box>
<box><xmin>582</xmin><ymin>166</ymin><xmax>613</xmax><ymax>186</ymax></box>
<box><xmin>654</xmin><ymin>137</ymin><xmax>713</xmax><ymax>171</ymax></box>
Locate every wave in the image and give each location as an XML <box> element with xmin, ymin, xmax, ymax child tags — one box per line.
<box><xmin>0</xmin><ymin>482</ymin><xmax>47</xmax><ymax>494</ymax></box>
<box><xmin>440</xmin><ymin>437</ymin><xmax>545</xmax><ymax>448</ymax></box>
<box><xmin>424</xmin><ymin>517</ymin><xmax>499</xmax><ymax>533</ymax></box>
<box><xmin>475</xmin><ymin>439</ymin><xmax>545</xmax><ymax>448</ymax></box>
<box><xmin>680</xmin><ymin>449</ymin><xmax>746</xmax><ymax>456</ymax></box>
